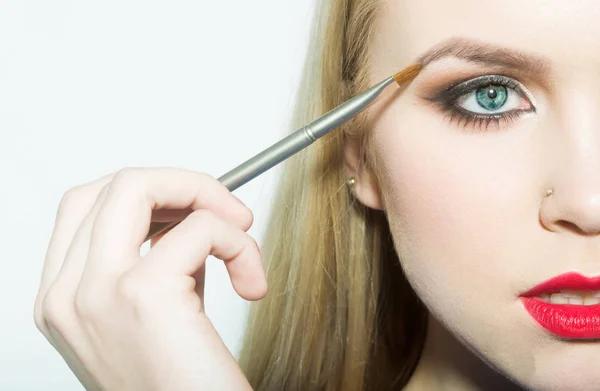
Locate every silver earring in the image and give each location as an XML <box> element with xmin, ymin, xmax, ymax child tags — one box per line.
<box><xmin>546</xmin><ymin>188</ymin><xmax>554</xmax><ymax>197</ymax></box>
<box><xmin>347</xmin><ymin>177</ymin><xmax>356</xmax><ymax>187</ymax></box>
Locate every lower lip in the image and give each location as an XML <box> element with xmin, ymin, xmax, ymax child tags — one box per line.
<box><xmin>521</xmin><ymin>297</ymin><xmax>600</xmax><ymax>338</ymax></box>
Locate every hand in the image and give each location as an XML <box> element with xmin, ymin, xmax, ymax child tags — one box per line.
<box><xmin>34</xmin><ymin>167</ymin><xmax>267</xmax><ymax>390</ymax></box>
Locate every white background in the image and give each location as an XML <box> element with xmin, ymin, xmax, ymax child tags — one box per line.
<box><xmin>0</xmin><ymin>1</ymin><xmax>314</xmax><ymax>389</ymax></box>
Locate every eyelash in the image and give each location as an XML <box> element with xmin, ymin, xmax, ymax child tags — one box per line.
<box><xmin>426</xmin><ymin>75</ymin><xmax>535</xmax><ymax>131</ymax></box>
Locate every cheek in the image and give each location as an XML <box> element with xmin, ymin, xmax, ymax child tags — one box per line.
<box><xmin>371</xmin><ymin>98</ymin><xmax>541</xmax><ymax>322</ymax></box>
<box><xmin>369</xmin><ymin>103</ymin><xmax>600</xmax><ymax>384</ymax></box>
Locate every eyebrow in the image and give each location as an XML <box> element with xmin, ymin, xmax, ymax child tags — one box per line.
<box><xmin>415</xmin><ymin>37</ymin><xmax>553</xmax><ymax>75</ymax></box>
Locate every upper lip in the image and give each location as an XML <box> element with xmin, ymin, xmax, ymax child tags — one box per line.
<box><xmin>521</xmin><ymin>272</ymin><xmax>600</xmax><ymax>297</ymax></box>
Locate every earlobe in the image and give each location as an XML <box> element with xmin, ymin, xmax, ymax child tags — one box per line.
<box><xmin>350</xmin><ymin>172</ymin><xmax>384</xmax><ymax>210</ymax></box>
<box><xmin>344</xmin><ymin>136</ymin><xmax>384</xmax><ymax>211</ymax></box>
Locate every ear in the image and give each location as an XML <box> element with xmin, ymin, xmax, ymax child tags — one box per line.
<box><xmin>344</xmin><ymin>135</ymin><xmax>384</xmax><ymax>210</ymax></box>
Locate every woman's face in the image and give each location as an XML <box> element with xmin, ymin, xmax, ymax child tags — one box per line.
<box><xmin>360</xmin><ymin>0</ymin><xmax>600</xmax><ymax>389</ymax></box>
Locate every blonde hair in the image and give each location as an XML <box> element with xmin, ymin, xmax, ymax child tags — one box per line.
<box><xmin>238</xmin><ymin>1</ymin><xmax>427</xmax><ymax>390</ymax></box>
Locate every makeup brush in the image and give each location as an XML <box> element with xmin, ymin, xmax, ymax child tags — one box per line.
<box><xmin>145</xmin><ymin>63</ymin><xmax>422</xmax><ymax>241</ymax></box>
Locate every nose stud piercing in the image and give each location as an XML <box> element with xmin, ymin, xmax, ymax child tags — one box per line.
<box><xmin>546</xmin><ymin>188</ymin><xmax>554</xmax><ymax>197</ymax></box>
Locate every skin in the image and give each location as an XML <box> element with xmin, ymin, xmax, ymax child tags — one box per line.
<box><xmin>347</xmin><ymin>0</ymin><xmax>600</xmax><ymax>390</ymax></box>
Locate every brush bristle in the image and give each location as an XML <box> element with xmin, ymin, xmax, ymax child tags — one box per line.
<box><xmin>392</xmin><ymin>63</ymin><xmax>422</xmax><ymax>85</ymax></box>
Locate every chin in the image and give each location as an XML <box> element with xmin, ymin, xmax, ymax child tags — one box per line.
<box><xmin>509</xmin><ymin>344</ymin><xmax>600</xmax><ymax>391</ymax></box>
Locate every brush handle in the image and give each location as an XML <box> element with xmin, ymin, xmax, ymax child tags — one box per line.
<box><xmin>144</xmin><ymin>76</ymin><xmax>395</xmax><ymax>242</ymax></box>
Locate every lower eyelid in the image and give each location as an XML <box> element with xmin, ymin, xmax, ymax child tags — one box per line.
<box><xmin>442</xmin><ymin>108</ymin><xmax>530</xmax><ymax>132</ymax></box>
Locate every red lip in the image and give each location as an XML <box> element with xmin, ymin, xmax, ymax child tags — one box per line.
<box><xmin>520</xmin><ymin>272</ymin><xmax>600</xmax><ymax>339</ymax></box>
<box><xmin>521</xmin><ymin>272</ymin><xmax>600</xmax><ymax>297</ymax></box>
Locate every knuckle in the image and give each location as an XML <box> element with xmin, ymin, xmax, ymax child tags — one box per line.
<box><xmin>111</xmin><ymin>167</ymin><xmax>144</xmax><ymax>196</ymax></box>
<box><xmin>113</xmin><ymin>167</ymin><xmax>140</xmax><ymax>184</ymax></box>
<box><xmin>94</xmin><ymin>182</ymin><xmax>112</xmax><ymax>206</ymax></box>
<box><xmin>41</xmin><ymin>288</ymin><xmax>72</xmax><ymax>330</ymax></box>
<box><xmin>57</xmin><ymin>172</ymin><xmax>116</xmax><ymax>216</ymax></box>
<box><xmin>98</xmin><ymin>182</ymin><xmax>111</xmax><ymax>197</ymax></box>
<box><xmin>33</xmin><ymin>299</ymin><xmax>46</xmax><ymax>333</ymax></box>
<box><xmin>57</xmin><ymin>187</ymin><xmax>84</xmax><ymax>215</ymax></box>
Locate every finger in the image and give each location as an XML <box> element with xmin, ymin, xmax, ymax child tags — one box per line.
<box><xmin>37</xmin><ymin>174</ymin><xmax>114</xmax><ymax>296</ymax></box>
<box><xmin>52</xmin><ymin>183</ymin><xmax>111</xmax><ymax>300</ymax></box>
<box><xmin>41</xmin><ymin>184</ymin><xmax>118</xmax><ymax>389</ymax></box>
<box><xmin>140</xmin><ymin>209</ymin><xmax>267</xmax><ymax>301</ymax></box>
<box><xmin>87</xmin><ymin>167</ymin><xmax>253</xmax><ymax>277</ymax></box>
<box><xmin>34</xmin><ymin>173</ymin><xmax>114</xmax><ymax>332</ymax></box>
<box><xmin>38</xmin><ymin>183</ymin><xmax>110</xmax><ymax>343</ymax></box>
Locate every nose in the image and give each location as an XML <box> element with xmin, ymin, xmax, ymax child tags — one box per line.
<box><xmin>539</xmin><ymin>90</ymin><xmax>600</xmax><ymax>235</ymax></box>
<box><xmin>541</xmin><ymin>185</ymin><xmax>600</xmax><ymax>235</ymax></box>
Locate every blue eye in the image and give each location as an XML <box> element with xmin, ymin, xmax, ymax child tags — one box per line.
<box><xmin>426</xmin><ymin>75</ymin><xmax>536</xmax><ymax>131</ymax></box>
<box><xmin>457</xmin><ymin>82</ymin><xmax>517</xmax><ymax>114</ymax></box>
<box><xmin>474</xmin><ymin>85</ymin><xmax>508</xmax><ymax>110</ymax></box>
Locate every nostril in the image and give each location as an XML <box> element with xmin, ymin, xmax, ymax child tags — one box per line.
<box><xmin>556</xmin><ymin>219</ymin><xmax>596</xmax><ymax>236</ymax></box>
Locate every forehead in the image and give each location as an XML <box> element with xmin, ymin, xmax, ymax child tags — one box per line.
<box><xmin>370</xmin><ymin>0</ymin><xmax>600</xmax><ymax>77</ymax></box>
